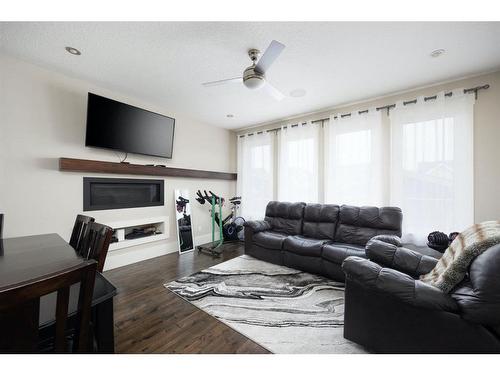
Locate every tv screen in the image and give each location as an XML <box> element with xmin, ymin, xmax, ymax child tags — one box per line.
<box><xmin>85</xmin><ymin>93</ymin><xmax>175</xmax><ymax>158</ymax></box>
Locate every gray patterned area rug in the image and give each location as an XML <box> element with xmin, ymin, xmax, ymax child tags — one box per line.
<box><xmin>165</xmin><ymin>255</ymin><xmax>366</xmax><ymax>354</ymax></box>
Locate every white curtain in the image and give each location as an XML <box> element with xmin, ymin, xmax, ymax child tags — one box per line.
<box><xmin>390</xmin><ymin>89</ymin><xmax>474</xmax><ymax>244</ymax></box>
<box><xmin>277</xmin><ymin>122</ymin><xmax>319</xmax><ymax>203</ymax></box>
<box><xmin>325</xmin><ymin>110</ymin><xmax>384</xmax><ymax>206</ymax></box>
<box><xmin>237</xmin><ymin>132</ymin><xmax>275</xmax><ymax>220</ymax></box>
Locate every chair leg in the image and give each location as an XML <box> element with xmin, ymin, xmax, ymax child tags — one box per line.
<box><xmin>94</xmin><ymin>299</ymin><xmax>115</xmax><ymax>353</ymax></box>
<box><xmin>55</xmin><ymin>287</ymin><xmax>70</xmax><ymax>352</ymax></box>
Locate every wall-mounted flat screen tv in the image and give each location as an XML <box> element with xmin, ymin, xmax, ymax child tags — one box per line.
<box><xmin>85</xmin><ymin>93</ymin><xmax>175</xmax><ymax>158</ymax></box>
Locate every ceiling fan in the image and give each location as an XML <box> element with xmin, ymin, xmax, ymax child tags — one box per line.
<box><xmin>202</xmin><ymin>40</ymin><xmax>286</xmax><ymax>101</ymax></box>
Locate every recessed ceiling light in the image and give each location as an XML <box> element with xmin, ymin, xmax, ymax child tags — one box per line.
<box><xmin>226</xmin><ymin>114</ymin><xmax>234</xmax><ymax>118</ymax></box>
<box><xmin>290</xmin><ymin>88</ymin><xmax>307</xmax><ymax>98</ymax></box>
<box><xmin>430</xmin><ymin>49</ymin><xmax>445</xmax><ymax>58</ymax></box>
<box><xmin>65</xmin><ymin>46</ymin><xmax>81</xmax><ymax>56</ymax></box>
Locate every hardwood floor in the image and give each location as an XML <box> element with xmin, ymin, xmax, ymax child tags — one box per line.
<box><xmin>104</xmin><ymin>242</ymin><xmax>270</xmax><ymax>353</ymax></box>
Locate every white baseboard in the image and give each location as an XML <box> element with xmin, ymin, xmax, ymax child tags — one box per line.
<box><xmin>103</xmin><ymin>232</ymin><xmax>217</xmax><ymax>271</ymax></box>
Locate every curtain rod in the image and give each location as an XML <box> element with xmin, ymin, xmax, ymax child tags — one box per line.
<box><xmin>240</xmin><ymin>84</ymin><xmax>489</xmax><ymax>137</ymax></box>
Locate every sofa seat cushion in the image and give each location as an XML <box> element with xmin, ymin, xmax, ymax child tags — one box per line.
<box><xmin>283</xmin><ymin>235</ymin><xmax>332</xmax><ymax>257</ymax></box>
<box><xmin>322</xmin><ymin>242</ymin><xmax>366</xmax><ymax>264</ymax></box>
<box><xmin>253</xmin><ymin>231</ymin><xmax>288</xmax><ymax>250</ymax></box>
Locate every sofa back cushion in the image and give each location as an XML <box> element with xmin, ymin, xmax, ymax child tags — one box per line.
<box><xmin>265</xmin><ymin>201</ymin><xmax>306</xmax><ymax>235</ymax></box>
<box><xmin>335</xmin><ymin>205</ymin><xmax>402</xmax><ymax>246</ymax></box>
<box><xmin>302</xmin><ymin>204</ymin><xmax>340</xmax><ymax>240</ymax></box>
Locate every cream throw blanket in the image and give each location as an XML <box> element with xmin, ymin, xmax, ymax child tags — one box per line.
<box><xmin>420</xmin><ymin>221</ymin><xmax>500</xmax><ymax>293</ymax></box>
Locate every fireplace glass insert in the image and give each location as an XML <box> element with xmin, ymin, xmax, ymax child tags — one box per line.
<box><xmin>83</xmin><ymin>177</ymin><xmax>164</xmax><ymax>211</ymax></box>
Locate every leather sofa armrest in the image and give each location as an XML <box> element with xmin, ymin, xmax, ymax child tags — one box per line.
<box><xmin>244</xmin><ymin>220</ymin><xmax>272</xmax><ymax>233</ymax></box>
<box><xmin>370</xmin><ymin>234</ymin><xmax>402</xmax><ymax>247</ymax></box>
<box><xmin>244</xmin><ymin>220</ymin><xmax>272</xmax><ymax>252</ymax></box>
<box><xmin>342</xmin><ymin>257</ymin><xmax>458</xmax><ymax>313</ymax></box>
<box><xmin>366</xmin><ymin>237</ymin><xmax>438</xmax><ymax>277</ymax></box>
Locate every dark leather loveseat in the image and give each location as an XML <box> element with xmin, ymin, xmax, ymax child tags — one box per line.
<box><xmin>244</xmin><ymin>201</ymin><xmax>403</xmax><ymax>281</ymax></box>
<box><xmin>342</xmin><ymin>235</ymin><xmax>500</xmax><ymax>353</ymax></box>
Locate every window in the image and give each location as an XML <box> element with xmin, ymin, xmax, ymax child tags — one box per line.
<box><xmin>237</xmin><ymin>132</ymin><xmax>274</xmax><ymax>220</ymax></box>
<box><xmin>390</xmin><ymin>90</ymin><xmax>474</xmax><ymax>244</ymax></box>
<box><xmin>277</xmin><ymin>123</ymin><xmax>319</xmax><ymax>203</ymax></box>
<box><xmin>325</xmin><ymin>110</ymin><xmax>384</xmax><ymax>206</ymax></box>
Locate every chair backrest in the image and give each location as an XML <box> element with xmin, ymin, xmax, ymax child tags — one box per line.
<box><xmin>334</xmin><ymin>205</ymin><xmax>403</xmax><ymax>246</ymax></box>
<box><xmin>0</xmin><ymin>260</ymin><xmax>97</xmax><ymax>353</ymax></box>
<box><xmin>77</xmin><ymin>222</ymin><xmax>113</xmax><ymax>272</ymax></box>
<box><xmin>302</xmin><ymin>204</ymin><xmax>340</xmax><ymax>240</ymax></box>
<box><xmin>264</xmin><ymin>201</ymin><xmax>306</xmax><ymax>235</ymax></box>
<box><xmin>0</xmin><ymin>213</ymin><xmax>3</xmax><ymax>239</ymax></box>
<box><xmin>69</xmin><ymin>214</ymin><xmax>95</xmax><ymax>251</ymax></box>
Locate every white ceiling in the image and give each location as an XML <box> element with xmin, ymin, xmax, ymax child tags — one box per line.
<box><xmin>1</xmin><ymin>22</ymin><xmax>500</xmax><ymax>129</ymax></box>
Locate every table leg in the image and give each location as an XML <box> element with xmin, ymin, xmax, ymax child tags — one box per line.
<box><xmin>94</xmin><ymin>299</ymin><xmax>115</xmax><ymax>353</ymax></box>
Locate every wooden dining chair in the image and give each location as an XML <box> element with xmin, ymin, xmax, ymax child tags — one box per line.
<box><xmin>0</xmin><ymin>259</ymin><xmax>97</xmax><ymax>353</ymax></box>
<box><xmin>77</xmin><ymin>222</ymin><xmax>113</xmax><ymax>272</ymax></box>
<box><xmin>69</xmin><ymin>214</ymin><xmax>94</xmax><ymax>251</ymax></box>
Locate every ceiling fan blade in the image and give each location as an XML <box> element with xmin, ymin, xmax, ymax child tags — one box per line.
<box><xmin>202</xmin><ymin>77</ymin><xmax>242</xmax><ymax>87</ymax></box>
<box><xmin>255</xmin><ymin>40</ymin><xmax>286</xmax><ymax>74</ymax></box>
<box><xmin>263</xmin><ymin>81</ymin><xmax>286</xmax><ymax>101</ymax></box>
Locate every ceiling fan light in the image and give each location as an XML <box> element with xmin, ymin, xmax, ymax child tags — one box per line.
<box><xmin>244</xmin><ymin>76</ymin><xmax>265</xmax><ymax>89</ymax></box>
<box><xmin>243</xmin><ymin>66</ymin><xmax>265</xmax><ymax>89</ymax></box>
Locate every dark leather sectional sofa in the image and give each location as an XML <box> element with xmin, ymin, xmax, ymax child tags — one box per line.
<box><xmin>244</xmin><ymin>201</ymin><xmax>403</xmax><ymax>281</ymax></box>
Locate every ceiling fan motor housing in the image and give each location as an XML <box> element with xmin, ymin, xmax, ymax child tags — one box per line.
<box><xmin>243</xmin><ymin>66</ymin><xmax>265</xmax><ymax>89</ymax></box>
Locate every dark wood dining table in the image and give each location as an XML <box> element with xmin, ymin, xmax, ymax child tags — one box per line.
<box><xmin>0</xmin><ymin>233</ymin><xmax>117</xmax><ymax>353</ymax></box>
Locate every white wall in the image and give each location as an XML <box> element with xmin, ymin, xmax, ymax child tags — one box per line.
<box><xmin>0</xmin><ymin>55</ymin><xmax>237</xmax><ymax>269</ymax></box>
<box><xmin>237</xmin><ymin>70</ymin><xmax>500</xmax><ymax>223</ymax></box>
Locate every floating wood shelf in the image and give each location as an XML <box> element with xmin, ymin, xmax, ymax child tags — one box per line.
<box><xmin>59</xmin><ymin>157</ymin><xmax>237</xmax><ymax>181</ymax></box>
